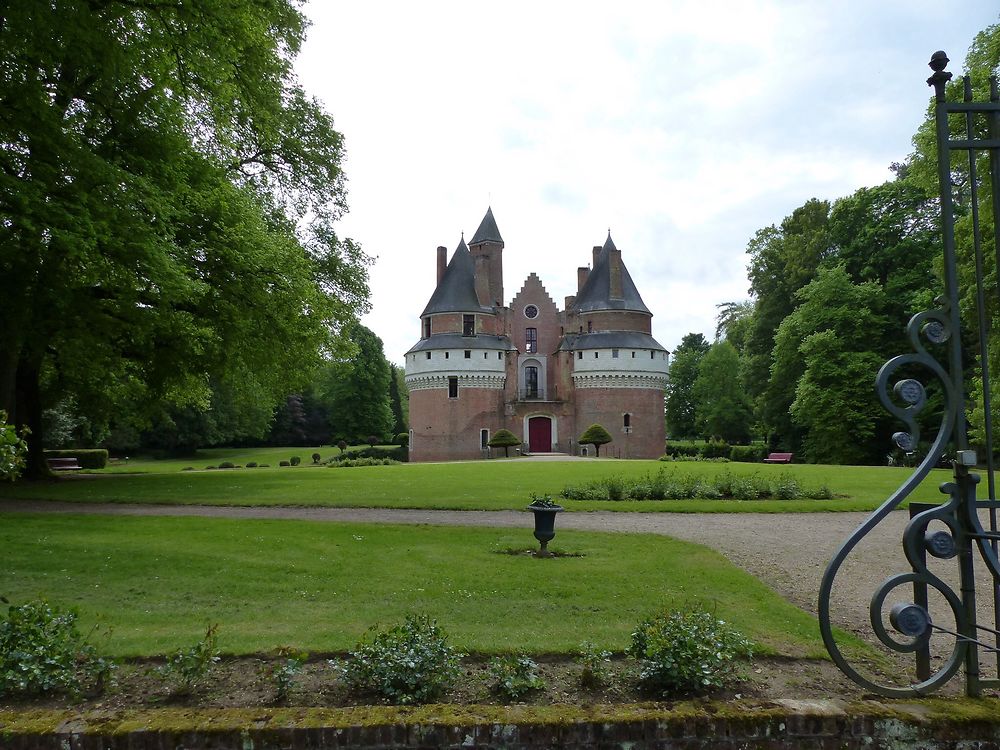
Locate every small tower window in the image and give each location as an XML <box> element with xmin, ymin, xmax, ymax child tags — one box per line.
<box><xmin>463</xmin><ymin>315</ymin><xmax>475</xmax><ymax>337</ymax></box>
<box><xmin>650</xmin><ymin>351</ymin><xmax>655</xmax><ymax>359</ymax></box>
<box><xmin>426</xmin><ymin>352</ymin><xmax>431</xmax><ymax>360</ymax></box>
<box><xmin>498</xmin><ymin>352</ymin><xmax>503</xmax><ymax>360</ymax></box>
<box><xmin>594</xmin><ymin>352</ymin><xmax>599</xmax><ymax>359</ymax></box>
<box><xmin>480</xmin><ymin>429</ymin><xmax>489</xmax><ymax>448</ymax></box>
<box><xmin>484</xmin><ymin>352</ymin><xmax>488</xmax><ymax>359</ymax></box>
<box><xmin>464</xmin><ymin>350</ymin><xmax>471</xmax><ymax>359</ymax></box>
<box><xmin>623</xmin><ymin>413</ymin><xmax>632</xmax><ymax>433</ymax></box>
<box><xmin>587</xmin><ymin>321</ymin><xmax>593</xmax><ymax>333</ymax></box>
<box><xmin>525</xmin><ymin>328</ymin><xmax>537</xmax><ymax>353</ymax></box>
<box><xmin>445</xmin><ymin>351</ymin><xmax>450</xmax><ymax>359</ymax></box>
<box><xmin>577</xmin><ymin>351</ymin><xmax>583</xmax><ymax>360</ymax></box>
<box><xmin>631</xmin><ymin>351</ymin><xmax>636</xmax><ymax>358</ymax></box>
<box><xmin>612</xmin><ymin>348</ymin><xmax>619</xmax><ymax>359</ymax></box>
<box><xmin>448</xmin><ymin>376</ymin><xmax>458</xmax><ymax>398</ymax></box>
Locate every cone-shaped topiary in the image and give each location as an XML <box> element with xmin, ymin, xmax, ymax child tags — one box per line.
<box><xmin>487</xmin><ymin>428</ymin><xmax>520</xmax><ymax>458</ymax></box>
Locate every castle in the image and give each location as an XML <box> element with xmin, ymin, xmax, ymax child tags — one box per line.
<box><xmin>404</xmin><ymin>208</ymin><xmax>670</xmax><ymax>462</ymax></box>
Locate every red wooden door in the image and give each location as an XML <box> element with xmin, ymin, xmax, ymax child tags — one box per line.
<box><xmin>527</xmin><ymin>417</ymin><xmax>551</xmax><ymax>453</ymax></box>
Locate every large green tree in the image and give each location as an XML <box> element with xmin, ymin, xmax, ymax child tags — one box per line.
<box><xmin>691</xmin><ymin>341</ymin><xmax>753</xmax><ymax>444</ymax></box>
<box><xmin>664</xmin><ymin>333</ymin><xmax>710</xmax><ymax>439</ymax></box>
<box><xmin>0</xmin><ymin>1</ymin><xmax>369</xmax><ymax>476</ymax></box>
<box><xmin>321</xmin><ymin>323</ymin><xmax>394</xmax><ymax>444</ymax></box>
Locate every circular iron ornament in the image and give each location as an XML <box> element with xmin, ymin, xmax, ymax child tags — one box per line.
<box><xmin>922</xmin><ymin>320</ymin><xmax>948</xmax><ymax>344</ymax></box>
<box><xmin>524</xmin><ymin>305</ymin><xmax>539</xmax><ymax>319</ymax></box>
<box><xmin>895</xmin><ymin>379</ymin><xmax>925</xmax><ymax>406</ymax></box>
<box><xmin>893</xmin><ymin>431</ymin><xmax>915</xmax><ymax>452</ymax></box>
<box><xmin>924</xmin><ymin>529</ymin><xmax>956</xmax><ymax>559</ymax></box>
<box><xmin>889</xmin><ymin>602</ymin><xmax>931</xmax><ymax>638</ymax></box>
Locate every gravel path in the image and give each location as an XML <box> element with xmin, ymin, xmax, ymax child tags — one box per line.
<box><xmin>0</xmin><ymin>500</ymin><xmax>912</xmax><ymax>638</ymax></box>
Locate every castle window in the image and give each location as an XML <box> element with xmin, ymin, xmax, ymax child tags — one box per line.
<box><xmin>463</xmin><ymin>314</ymin><xmax>475</xmax><ymax>337</ymax></box>
<box><xmin>587</xmin><ymin>321</ymin><xmax>593</xmax><ymax>333</ymax></box>
<box><xmin>423</xmin><ymin>318</ymin><xmax>431</xmax><ymax>338</ymax></box>
<box><xmin>594</xmin><ymin>352</ymin><xmax>599</xmax><ymax>359</ymax></box>
<box><xmin>426</xmin><ymin>352</ymin><xmax>431</xmax><ymax>360</ymax></box>
<box><xmin>448</xmin><ymin>376</ymin><xmax>458</xmax><ymax>398</ymax></box>
<box><xmin>524</xmin><ymin>366</ymin><xmax>539</xmax><ymax>399</ymax></box>
<box><xmin>445</xmin><ymin>351</ymin><xmax>449</xmax><ymax>359</ymax></box>
<box><xmin>480</xmin><ymin>429</ymin><xmax>489</xmax><ymax>448</ymax></box>
<box><xmin>650</xmin><ymin>351</ymin><xmax>655</xmax><ymax>359</ymax></box>
<box><xmin>577</xmin><ymin>351</ymin><xmax>583</xmax><ymax>360</ymax></box>
<box><xmin>524</xmin><ymin>304</ymin><xmax>538</xmax><ymax>319</ymax></box>
<box><xmin>631</xmin><ymin>351</ymin><xmax>636</xmax><ymax>358</ymax></box>
<box><xmin>498</xmin><ymin>352</ymin><xmax>503</xmax><ymax>360</ymax></box>
<box><xmin>464</xmin><ymin>350</ymin><xmax>471</xmax><ymax>359</ymax></box>
<box><xmin>525</xmin><ymin>328</ymin><xmax>537</xmax><ymax>353</ymax></box>
<box><xmin>484</xmin><ymin>352</ymin><xmax>488</xmax><ymax>359</ymax></box>
<box><xmin>623</xmin><ymin>413</ymin><xmax>632</xmax><ymax>433</ymax></box>
<box><xmin>612</xmin><ymin>348</ymin><xmax>619</xmax><ymax>359</ymax></box>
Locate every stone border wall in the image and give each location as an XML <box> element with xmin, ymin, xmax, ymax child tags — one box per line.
<box><xmin>2</xmin><ymin>700</ymin><xmax>999</xmax><ymax>749</ymax></box>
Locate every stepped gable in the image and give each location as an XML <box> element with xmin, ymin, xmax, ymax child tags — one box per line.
<box><xmin>421</xmin><ymin>237</ymin><xmax>494</xmax><ymax>316</ymax></box>
<box><xmin>469</xmin><ymin>206</ymin><xmax>504</xmax><ymax>246</ymax></box>
<box><xmin>572</xmin><ymin>232</ymin><xmax>650</xmax><ymax>314</ymax></box>
<box><xmin>509</xmin><ymin>273</ymin><xmax>558</xmax><ymax>310</ymax></box>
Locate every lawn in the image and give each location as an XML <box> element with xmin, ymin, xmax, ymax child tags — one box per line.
<box><xmin>96</xmin><ymin>445</ymin><xmax>390</xmax><ymax>473</ymax></box>
<box><xmin>0</xmin><ymin>458</ymin><xmax>954</xmax><ymax>512</ymax></box>
<box><xmin>0</xmin><ymin>513</ymin><xmax>851</xmax><ymax>659</ymax></box>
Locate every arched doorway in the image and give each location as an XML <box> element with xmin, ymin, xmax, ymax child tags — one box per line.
<box><xmin>527</xmin><ymin>416</ymin><xmax>552</xmax><ymax>453</ymax></box>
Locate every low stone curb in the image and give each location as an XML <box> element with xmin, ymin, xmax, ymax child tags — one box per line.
<box><xmin>2</xmin><ymin>699</ymin><xmax>999</xmax><ymax>749</ymax></box>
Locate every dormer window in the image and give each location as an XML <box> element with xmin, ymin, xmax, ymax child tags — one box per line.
<box><xmin>463</xmin><ymin>314</ymin><xmax>475</xmax><ymax>337</ymax></box>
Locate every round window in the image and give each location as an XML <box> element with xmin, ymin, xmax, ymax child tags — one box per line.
<box><xmin>524</xmin><ymin>304</ymin><xmax>539</xmax><ymax>319</ymax></box>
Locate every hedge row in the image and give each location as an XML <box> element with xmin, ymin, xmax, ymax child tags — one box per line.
<box><xmin>43</xmin><ymin>449</ymin><xmax>108</xmax><ymax>469</ymax></box>
<box><xmin>663</xmin><ymin>443</ymin><xmax>768</xmax><ymax>463</ymax></box>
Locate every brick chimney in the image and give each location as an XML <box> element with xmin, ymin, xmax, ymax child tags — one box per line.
<box><xmin>474</xmin><ymin>255</ymin><xmax>491</xmax><ymax>307</ymax></box>
<box><xmin>609</xmin><ymin>248</ymin><xmax>623</xmax><ymax>299</ymax></box>
<box><xmin>577</xmin><ymin>266</ymin><xmax>590</xmax><ymax>292</ymax></box>
<box><xmin>436</xmin><ymin>246</ymin><xmax>447</xmax><ymax>284</ymax></box>
<box><xmin>592</xmin><ymin>245</ymin><xmax>601</xmax><ymax>268</ymax></box>
<box><xmin>565</xmin><ymin>295</ymin><xmax>576</xmax><ymax>310</ymax></box>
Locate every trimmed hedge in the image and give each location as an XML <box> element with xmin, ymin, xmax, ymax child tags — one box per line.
<box><xmin>332</xmin><ymin>446</ymin><xmax>408</xmax><ymax>463</ymax></box>
<box><xmin>729</xmin><ymin>445</ymin><xmax>767</xmax><ymax>463</ymax></box>
<box><xmin>44</xmin><ymin>449</ymin><xmax>108</xmax><ymax>469</ymax></box>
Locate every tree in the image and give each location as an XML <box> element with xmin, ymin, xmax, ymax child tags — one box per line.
<box><xmin>579</xmin><ymin>424</ymin><xmax>613</xmax><ymax>457</ymax></box>
<box><xmin>664</xmin><ymin>333</ymin><xmax>710</xmax><ymax>439</ymax></box>
<box><xmin>691</xmin><ymin>342</ymin><xmax>753</xmax><ymax>443</ymax></box>
<box><xmin>0</xmin><ymin>2</ymin><xmax>370</xmax><ymax>476</ymax></box>
<box><xmin>321</xmin><ymin>323</ymin><xmax>394</xmax><ymax>443</ymax></box>
<box><xmin>714</xmin><ymin>301</ymin><xmax>755</xmax><ymax>353</ymax></box>
<box><xmin>388</xmin><ymin>365</ymin><xmax>407</xmax><ymax>436</ymax></box>
<box><xmin>488</xmin><ymin>429</ymin><xmax>520</xmax><ymax>458</ymax></box>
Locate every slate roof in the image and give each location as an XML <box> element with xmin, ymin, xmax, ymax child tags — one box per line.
<box><xmin>571</xmin><ymin>233</ymin><xmax>650</xmax><ymax>314</ymax></box>
<box><xmin>469</xmin><ymin>207</ymin><xmax>504</xmax><ymax>246</ymax></box>
<box><xmin>557</xmin><ymin>331</ymin><xmax>667</xmax><ymax>353</ymax></box>
<box><xmin>406</xmin><ymin>333</ymin><xmax>515</xmax><ymax>355</ymax></box>
<box><xmin>420</xmin><ymin>238</ymin><xmax>495</xmax><ymax>316</ymax></box>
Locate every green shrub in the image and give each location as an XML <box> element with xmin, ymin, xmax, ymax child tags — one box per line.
<box><xmin>311</xmin><ymin>453</ymin><xmax>321</xmax><ymax>464</ymax></box>
<box><xmin>218</xmin><ymin>461</ymin><xmax>235</xmax><ymax>469</ymax></box>
<box><xmin>663</xmin><ymin>444</ymin><xmax>699</xmax><ymax>458</ymax></box>
<box><xmin>259</xmin><ymin>463</ymin><xmax>270</xmax><ymax>468</ymax></box>
<box><xmin>205</xmin><ymin>465</ymin><xmax>217</xmax><ymax>470</ymax></box>
<box><xmin>44</xmin><ymin>448</ymin><xmax>108</xmax><ymax>469</ymax></box>
<box><xmin>246</xmin><ymin>461</ymin><xmax>258</xmax><ymax>468</ymax></box>
<box><xmin>279</xmin><ymin>460</ymin><xmax>291</xmax><ymax>467</ymax></box>
<box><xmin>731</xmin><ymin>475</ymin><xmax>765</xmax><ymax>501</ymax></box>
<box><xmin>629</xmin><ymin>608</ymin><xmax>752</xmax><ymax>697</ymax></box>
<box><xmin>603</xmin><ymin>475</ymin><xmax>626</xmax><ymax>502</ymax></box>
<box><xmin>269</xmin><ymin>649</ymin><xmax>307</xmax><ymax>702</ymax></box>
<box><xmin>158</xmin><ymin>624</ymin><xmax>220</xmax><ymax>694</ymax></box>
<box><xmin>181</xmin><ymin>466</ymin><xmax>195</xmax><ymax>471</ymax></box>
<box><xmin>729</xmin><ymin>445</ymin><xmax>765</xmax><ymax>462</ymax></box>
<box><xmin>290</xmin><ymin>456</ymin><xmax>301</xmax><ymax>467</ymax></box>
<box><xmin>341</xmin><ymin>614</ymin><xmax>461</xmax><ymax>704</ymax></box>
<box><xmin>334</xmin><ymin>446</ymin><xmax>408</xmax><ymax>463</ymax></box>
<box><xmin>0</xmin><ymin>600</ymin><xmax>113</xmax><ymax>697</ymax></box>
<box><xmin>773</xmin><ymin>473</ymin><xmax>801</xmax><ymax>501</ymax></box>
<box><xmin>0</xmin><ymin>411</ymin><xmax>28</xmax><ymax>482</ymax></box>
<box><xmin>576</xmin><ymin>641</ymin><xmax>612</xmax><ymax>690</ymax></box>
<box><xmin>806</xmin><ymin>483</ymin><xmax>833</xmax><ymax>500</ymax></box>
<box><xmin>394</xmin><ymin>433</ymin><xmax>409</xmax><ymax>447</ymax></box>
<box><xmin>329</xmin><ymin>457</ymin><xmax>400</xmax><ymax>468</ymax></box>
<box><xmin>699</xmin><ymin>440</ymin><xmax>730</xmax><ymax>459</ymax></box>
<box><xmin>486</xmin><ymin>654</ymin><xmax>546</xmax><ymax>701</ymax></box>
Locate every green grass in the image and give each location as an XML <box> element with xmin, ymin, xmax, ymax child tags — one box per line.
<box><xmin>0</xmin><ymin>459</ymin><xmax>954</xmax><ymax>512</ymax></box>
<box><xmin>0</xmin><ymin>513</ymin><xmax>851</xmax><ymax>659</ymax></box>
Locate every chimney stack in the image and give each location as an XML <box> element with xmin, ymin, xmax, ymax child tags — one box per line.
<box><xmin>474</xmin><ymin>255</ymin><xmax>491</xmax><ymax>307</ymax></box>
<box><xmin>592</xmin><ymin>245</ymin><xmax>601</xmax><ymax>269</ymax></box>
<box><xmin>436</xmin><ymin>246</ymin><xmax>447</xmax><ymax>284</ymax></box>
<box><xmin>565</xmin><ymin>295</ymin><xmax>576</xmax><ymax>310</ymax></box>
<box><xmin>577</xmin><ymin>266</ymin><xmax>590</xmax><ymax>292</ymax></box>
<box><xmin>609</xmin><ymin>249</ymin><xmax>623</xmax><ymax>299</ymax></box>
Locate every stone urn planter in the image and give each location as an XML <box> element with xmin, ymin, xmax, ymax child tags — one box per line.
<box><xmin>527</xmin><ymin>495</ymin><xmax>564</xmax><ymax>558</ymax></box>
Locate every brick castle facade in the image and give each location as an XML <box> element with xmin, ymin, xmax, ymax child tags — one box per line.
<box><xmin>404</xmin><ymin>208</ymin><xmax>669</xmax><ymax>461</ymax></box>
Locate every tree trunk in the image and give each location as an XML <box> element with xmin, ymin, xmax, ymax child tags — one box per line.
<box><xmin>14</xmin><ymin>355</ymin><xmax>51</xmax><ymax>479</ymax></box>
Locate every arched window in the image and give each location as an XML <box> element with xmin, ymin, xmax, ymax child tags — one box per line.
<box><xmin>524</xmin><ymin>366</ymin><xmax>539</xmax><ymax>399</ymax></box>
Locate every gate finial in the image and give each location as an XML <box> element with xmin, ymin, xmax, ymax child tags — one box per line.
<box><xmin>928</xmin><ymin>51</ymin><xmax>952</xmax><ymax>100</ymax></box>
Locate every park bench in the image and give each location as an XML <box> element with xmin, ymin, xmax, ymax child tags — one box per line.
<box><xmin>47</xmin><ymin>457</ymin><xmax>82</xmax><ymax>471</ymax></box>
<box><xmin>763</xmin><ymin>452</ymin><xmax>794</xmax><ymax>464</ymax></box>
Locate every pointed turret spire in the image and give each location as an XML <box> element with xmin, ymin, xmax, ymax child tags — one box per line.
<box><xmin>603</xmin><ymin>230</ymin><xmax>617</xmax><ymax>253</ymax></box>
<box><xmin>469</xmin><ymin>207</ymin><xmax>504</xmax><ymax>247</ymax></box>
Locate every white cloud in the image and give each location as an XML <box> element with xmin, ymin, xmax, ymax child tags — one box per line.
<box><xmin>296</xmin><ymin>0</ymin><xmax>999</xmax><ymax>362</ymax></box>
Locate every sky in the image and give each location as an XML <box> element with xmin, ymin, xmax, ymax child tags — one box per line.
<box><xmin>295</xmin><ymin>1</ymin><xmax>999</xmax><ymax>366</ymax></box>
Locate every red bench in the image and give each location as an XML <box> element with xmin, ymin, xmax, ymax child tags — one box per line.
<box><xmin>763</xmin><ymin>452</ymin><xmax>793</xmax><ymax>464</ymax></box>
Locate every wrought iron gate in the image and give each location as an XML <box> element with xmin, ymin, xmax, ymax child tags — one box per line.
<box><xmin>819</xmin><ymin>51</ymin><xmax>1000</xmax><ymax>697</ymax></box>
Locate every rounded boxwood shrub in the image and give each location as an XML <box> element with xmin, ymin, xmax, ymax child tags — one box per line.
<box><xmin>341</xmin><ymin>614</ymin><xmax>460</xmax><ymax>704</ymax></box>
<box><xmin>218</xmin><ymin>461</ymin><xmax>235</xmax><ymax>469</ymax></box>
<box><xmin>394</xmin><ymin>433</ymin><xmax>409</xmax><ymax>447</ymax></box>
<box><xmin>311</xmin><ymin>453</ymin><xmax>321</xmax><ymax>464</ymax></box>
<box><xmin>279</xmin><ymin>460</ymin><xmax>290</xmax><ymax>467</ymax></box>
<box><xmin>289</xmin><ymin>456</ymin><xmax>301</xmax><ymax>466</ymax></box>
<box><xmin>629</xmin><ymin>608</ymin><xmax>753</xmax><ymax>697</ymax></box>
<box><xmin>246</xmin><ymin>461</ymin><xmax>258</xmax><ymax>468</ymax></box>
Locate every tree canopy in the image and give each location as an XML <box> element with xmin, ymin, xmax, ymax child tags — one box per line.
<box><xmin>579</xmin><ymin>424</ymin><xmax>613</xmax><ymax>457</ymax></box>
<box><xmin>0</xmin><ymin>1</ymin><xmax>370</xmax><ymax>475</ymax></box>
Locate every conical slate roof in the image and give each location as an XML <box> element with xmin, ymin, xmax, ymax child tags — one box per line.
<box><xmin>469</xmin><ymin>207</ymin><xmax>504</xmax><ymax>246</ymax></box>
<box><xmin>572</xmin><ymin>232</ymin><xmax>650</xmax><ymax>314</ymax></box>
<box><xmin>420</xmin><ymin>238</ymin><xmax>494</xmax><ymax>316</ymax></box>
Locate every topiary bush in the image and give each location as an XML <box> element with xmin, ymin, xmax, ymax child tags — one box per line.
<box><xmin>246</xmin><ymin>461</ymin><xmax>258</xmax><ymax>468</ymax></box>
<box><xmin>289</xmin><ymin>456</ymin><xmax>301</xmax><ymax>466</ymax></box>
<box><xmin>279</xmin><ymin>460</ymin><xmax>290</xmax><ymax>467</ymax></box>
<box><xmin>340</xmin><ymin>614</ymin><xmax>461</xmax><ymax>704</ymax></box>
<box><xmin>629</xmin><ymin>608</ymin><xmax>752</xmax><ymax>697</ymax></box>
<box><xmin>486</xmin><ymin>654</ymin><xmax>546</xmax><ymax>701</ymax></box>
<box><xmin>394</xmin><ymin>432</ymin><xmax>409</xmax><ymax>447</ymax></box>
<box><xmin>0</xmin><ymin>600</ymin><xmax>113</xmax><ymax>698</ymax></box>
<box><xmin>218</xmin><ymin>461</ymin><xmax>235</xmax><ymax>469</ymax></box>
<box><xmin>311</xmin><ymin>453</ymin><xmax>321</xmax><ymax>464</ymax></box>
